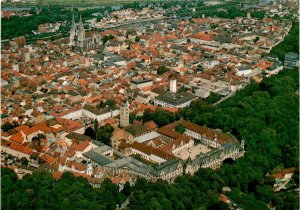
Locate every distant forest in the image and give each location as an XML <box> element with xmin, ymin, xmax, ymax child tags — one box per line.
<box><xmin>1</xmin><ymin>6</ymin><xmax>111</xmax><ymax>40</ymax></box>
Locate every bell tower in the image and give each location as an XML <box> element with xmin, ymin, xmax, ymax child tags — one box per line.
<box><xmin>120</xmin><ymin>99</ymin><xmax>130</xmax><ymax>128</ymax></box>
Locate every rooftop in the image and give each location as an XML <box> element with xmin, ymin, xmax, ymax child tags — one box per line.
<box><xmin>131</xmin><ymin>78</ymin><xmax>153</xmax><ymax>84</ymax></box>
<box><xmin>134</xmin><ymin>131</ymin><xmax>161</xmax><ymax>143</ymax></box>
<box><xmin>65</xmin><ymin>132</ymin><xmax>93</xmax><ymax>142</ymax></box>
<box><xmin>155</xmin><ymin>91</ymin><xmax>197</xmax><ymax>106</ymax></box>
<box><xmin>83</xmin><ymin>104</ymin><xmax>117</xmax><ymax>116</ymax></box>
<box><xmin>83</xmin><ymin>150</ymin><xmax>113</xmax><ymax>166</ymax></box>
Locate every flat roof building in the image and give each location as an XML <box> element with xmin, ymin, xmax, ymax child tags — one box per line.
<box><xmin>284</xmin><ymin>52</ymin><xmax>299</xmax><ymax>70</ymax></box>
<box><xmin>154</xmin><ymin>91</ymin><xmax>197</xmax><ymax>108</ymax></box>
<box><xmin>130</xmin><ymin>78</ymin><xmax>153</xmax><ymax>89</ymax></box>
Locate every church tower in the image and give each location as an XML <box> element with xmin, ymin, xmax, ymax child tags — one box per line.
<box><xmin>247</xmin><ymin>11</ymin><xmax>251</xmax><ymax>19</ymax></box>
<box><xmin>78</xmin><ymin>14</ymin><xmax>85</xmax><ymax>49</ymax></box>
<box><xmin>120</xmin><ymin>99</ymin><xmax>130</xmax><ymax>128</ymax></box>
<box><xmin>169</xmin><ymin>74</ymin><xmax>177</xmax><ymax>93</ymax></box>
<box><xmin>69</xmin><ymin>13</ymin><xmax>76</xmax><ymax>47</ymax></box>
<box><xmin>184</xmin><ymin>149</ymin><xmax>194</xmax><ymax>175</ymax></box>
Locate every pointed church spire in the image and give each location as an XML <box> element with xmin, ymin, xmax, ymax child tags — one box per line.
<box><xmin>69</xmin><ymin>12</ymin><xmax>76</xmax><ymax>47</ymax></box>
<box><xmin>72</xmin><ymin>13</ymin><xmax>75</xmax><ymax>25</ymax></box>
<box><xmin>78</xmin><ymin>13</ymin><xmax>85</xmax><ymax>49</ymax></box>
<box><xmin>79</xmin><ymin>14</ymin><xmax>83</xmax><ymax>26</ymax></box>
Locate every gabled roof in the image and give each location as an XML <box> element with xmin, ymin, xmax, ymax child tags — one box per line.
<box><xmin>83</xmin><ymin>104</ymin><xmax>117</xmax><ymax>116</ymax></box>
<box><xmin>69</xmin><ymin>140</ymin><xmax>90</xmax><ymax>152</ymax></box>
<box><xmin>1</xmin><ymin>139</ymin><xmax>33</xmax><ymax>155</ymax></box>
<box><xmin>9</xmin><ymin>131</ymin><xmax>25</xmax><ymax>144</ymax></box>
<box><xmin>125</xmin><ymin>124</ymin><xmax>147</xmax><ymax>137</ymax></box>
<box><xmin>66</xmin><ymin>160</ymin><xmax>86</xmax><ymax>171</ymax></box>
<box><xmin>130</xmin><ymin>142</ymin><xmax>175</xmax><ymax>160</ymax></box>
<box><xmin>155</xmin><ymin>159</ymin><xmax>182</xmax><ymax>175</ymax></box>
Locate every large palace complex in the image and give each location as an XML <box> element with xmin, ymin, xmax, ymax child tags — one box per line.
<box><xmin>101</xmin><ymin>119</ymin><xmax>245</xmax><ymax>183</ymax></box>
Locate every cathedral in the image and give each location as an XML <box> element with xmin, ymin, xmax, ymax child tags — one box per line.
<box><xmin>69</xmin><ymin>14</ymin><xmax>102</xmax><ymax>50</ymax></box>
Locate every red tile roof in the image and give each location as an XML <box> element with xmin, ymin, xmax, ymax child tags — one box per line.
<box><xmin>2</xmin><ymin>140</ymin><xmax>33</xmax><ymax>155</ymax></box>
<box><xmin>66</xmin><ymin>160</ymin><xmax>86</xmax><ymax>171</ymax></box>
<box><xmin>111</xmin><ymin>172</ymin><xmax>129</xmax><ymax>184</ymax></box>
<box><xmin>51</xmin><ymin>108</ymin><xmax>80</xmax><ymax>118</ymax></box>
<box><xmin>9</xmin><ymin>132</ymin><xmax>25</xmax><ymax>144</ymax></box>
<box><xmin>52</xmin><ymin>171</ymin><xmax>63</xmax><ymax>179</ymax></box>
<box><xmin>220</xmin><ymin>194</ymin><xmax>228</xmax><ymax>203</ymax></box>
<box><xmin>272</xmin><ymin>167</ymin><xmax>296</xmax><ymax>179</ymax></box>
<box><xmin>130</xmin><ymin>142</ymin><xmax>175</xmax><ymax>160</ymax></box>
<box><xmin>40</xmin><ymin>154</ymin><xmax>56</xmax><ymax>164</ymax></box>
<box><xmin>160</xmin><ymin>135</ymin><xmax>191</xmax><ymax>153</ymax></box>
<box><xmin>69</xmin><ymin>140</ymin><xmax>90</xmax><ymax>152</ymax></box>
<box><xmin>190</xmin><ymin>32</ymin><xmax>213</xmax><ymax>41</ymax></box>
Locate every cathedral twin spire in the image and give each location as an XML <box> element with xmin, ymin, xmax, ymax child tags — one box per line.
<box><xmin>69</xmin><ymin>13</ymin><xmax>85</xmax><ymax>48</ymax></box>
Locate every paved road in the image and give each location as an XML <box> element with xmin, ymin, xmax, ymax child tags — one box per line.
<box><xmin>213</xmin><ymin>91</ymin><xmax>236</xmax><ymax>105</ymax></box>
<box><xmin>120</xmin><ymin>197</ymin><xmax>130</xmax><ymax>209</ymax></box>
<box><xmin>275</xmin><ymin>179</ymin><xmax>291</xmax><ymax>192</ymax></box>
<box><xmin>120</xmin><ymin>193</ymin><xmax>133</xmax><ymax>209</ymax></box>
<box><xmin>213</xmin><ymin>84</ymin><xmax>248</xmax><ymax>106</ymax></box>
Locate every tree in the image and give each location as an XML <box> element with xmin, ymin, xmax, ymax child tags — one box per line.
<box><xmin>96</xmin><ymin>124</ymin><xmax>114</xmax><ymax>145</ymax></box>
<box><xmin>205</xmin><ymin>92</ymin><xmax>222</xmax><ymax>104</ymax></box>
<box><xmin>272</xmin><ymin>195</ymin><xmax>284</xmax><ymax>209</ymax></box>
<box><xmin>32</xmin><ymin>133</ymin><xmax>46</xmax><ymax>144</ymax></box>
<box><xmin>94</xmin><ymin>119</ymin><xmax>99</xmax><ymax>136</ymax></box>
<box><xmin>211</xmin><ymin>23</ymin><xmax>219</xmax><ymax>29</ymax></box>
<box><xmin>157</xmin><ymin>66</ymin><xmax>168</xmax><ymax>75</ymax></box>
<box><xmin>270</xmin><ymin>22</ymin><xmax>299</xmax><ymax>61</ymax></box>
<box><xmin>102</xmin><ymin>35</ymin><xmax>115</xmax><ymax>44</ymax></box>
<box><xmin>264</xmin><ymin>175</ymin><xmax>275</xmax><ymax>186</ymax></box>
<box><xmin>254</xmin><ymin>36</ymin><xmax>260</xmax><ymax>43</ymax></box>
<box><xmin>129</xmin><ymin>113</ymin><xmax>136</xmax><ymax>124</ymax></box>
<box><xmin>197</xmin><ymin>64</ymin><xmax>204</xmax><ymax>72</ymax></box>
<box><xmin>142</xmin><ymin>109</ymin><xmax>178</xmax><ymax>127</ymax></box>
<box><xmin>84</xmin><ymin>127</ymin><xmax>96</xmax><ymax>139</ymax></box>
<box><xmin>104</xmin><ymin>99</ymin><xmax>116</xmax><ymax>108</ymax></box>
<box><xmin>1</xmin><ymin>121</ymin><xmax>18</xmax><ymax>132</ymax></box>
<box><xmin>134</xmin><ymin>154</ymin><xmax>142</xmax><ymax>161</ymax></box>
<box><xmin>251</xmin><ymin>11</ymin><xmax>265</xmax><ymax>19</ymax></box>
<box><xmin>122</xmin><ymin>182</ymin><xmax>131</xmax><ymax>196</ymax></box>
<box><xmin>2</xmin><ymin>168</ymin><xmax>126</xmax><ymax>209</ymax></box>
<box><xmin>135</xmin><ymin>36</ymin><xmax>140</xmax><ymax>42</ymax></box>
<box><xmin>175</xmin><ymin>124</ymin><xmax>186</xmax><ymax>133</ymax></box>
<box><xmin>38</xmin><ymin>158</ymin><xmax>46</xmax><ymax>164</ymax></box>
<box><xmin>255</xmin><ymin>185</ymin><xmax>274</xmax><ymax>203</ymax></box>
<box><xmin>97</xmin><ymin>100</ymin><xmax>105</xmax><ymax>108</ymax></box>
<box><xmin>207</xmin><ymin>201</ymin><xmax>230</xmax><ymax>210</ymax></box>
<box><xmin>275</xmin><ymin>191</ymin><xmax>298</xmax><ymax>210</ymax></box>
<box><xmin>20</xmin><ymin>157</ymin><xmax>29</xmax><ymax>166</ymax></box>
